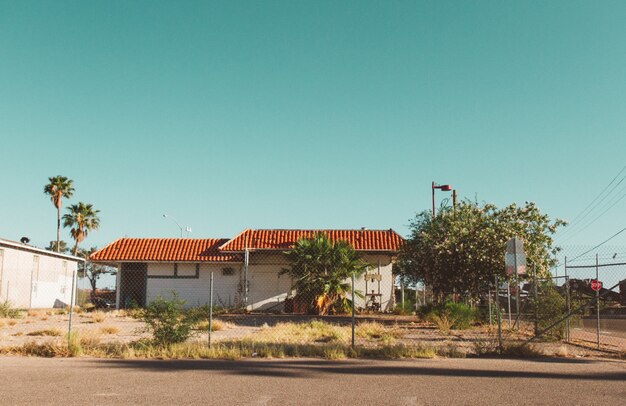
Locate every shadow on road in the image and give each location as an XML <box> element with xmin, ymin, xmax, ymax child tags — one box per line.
<box><xmin>94</xmin><ymin>358</ymin><xmax>626</xmax><ymax>381</ymax></box>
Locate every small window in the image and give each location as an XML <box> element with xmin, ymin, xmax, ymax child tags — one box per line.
<box><xmin>222</xmin><ymin>267</ymin><xmax>235</xmax><ymax>276</ymax></box>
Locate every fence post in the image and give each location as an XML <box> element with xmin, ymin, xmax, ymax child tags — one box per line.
<box><xmin>68</xmin><ymin>270</ymin><xmax>76</xmax><ymax>345</ymax></box>
<box><xmin>507</xmin><ymin>279</ymin><xmax>512</xmax><ymax>328</ymax></box>
<box><xmin>596</xmin><ymin>254</ymin><xmax>600</xmax><ymax>350</ymax></box>
<box><xmin>495</xmin><ymin>275</ymin><xmax>502</xmax><ymax>353</ymax></box>
<box><xmin>209</xmin><ymin>271</ymin><xmax>214</xmax><ymax>348</ymax></box>
<box><xmin>533</xmin><ymin>264</ymin><xmax>538</xmax><ymax>336</ymax></box>
<box><xmin>351</xmin><ymin>272</ymin><xmax>355</xmax><ymax>350</ymax></box>
<box><xmin>564</xmin><ymin>256</ymin><xmax>570</xmax><ymax>342</ymax></box>
<box><xmin>488</xmin><ymin>289</ymin><xmax>493</xmax><ymax>326</ymax></box>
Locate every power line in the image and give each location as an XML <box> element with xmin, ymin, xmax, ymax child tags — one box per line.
<box><xmin>556</xmin><ymin>166</ymin><xmax>626</xmax><ymax>240</ymax></box>
<box><xmin>559</xmin><ymin>187</ymin><xmax>626</xmax><ymax>244</ymax></box>
<box><xmin>567</xmin><ymin>226</ymin><xmax>626</xmax><ymax>263</ymax></box>
<box><xmin>562</xmin><ymin>165</ymin><xmax>625</xmax><ymax>226</ymax></box>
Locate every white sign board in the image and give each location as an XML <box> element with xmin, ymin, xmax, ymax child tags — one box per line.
<box><xmin>505</xmin><ymin>237</ymin><xmax>526</xmax><ymax>276</ymax></box>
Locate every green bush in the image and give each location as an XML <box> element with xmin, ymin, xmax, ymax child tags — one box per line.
<box><xmin>142</xmin><ymin>293</ymin><xmax>203</xmax><ymax>346</ymax></box>
<box><xmin>444</xmin><ymin>302</ymin><xmax>476</xmax><ymax>330</ymax></box>
<box><xmin>0</xmin><ymin>300</ymin><xmax>23</xmax><ymax>318</ymax></box>
<box><xmin>393</xmin><ymin>300</ymin><xmax>416</xmax><ymax>315</ymax></box>
<box><xmin>425</xmin><ymin>301</ymin><xmax>477</xmax><ymax>330</ymax></box>
<box><xmin>532</xmin><ymin>283</ymin><xmax>567</xmax><ymax>340</ymax></box>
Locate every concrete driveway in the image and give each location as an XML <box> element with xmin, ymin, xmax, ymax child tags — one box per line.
<box><xmin>0</xmin><ymin>356</ymin><xmax>624</xmax><ymax>405</ymax></box>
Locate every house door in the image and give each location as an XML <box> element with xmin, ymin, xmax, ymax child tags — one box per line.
<box><xmin>120</xmin><ymin>263</ymin><xmax>147</xmax><ymax>308</ymax></box>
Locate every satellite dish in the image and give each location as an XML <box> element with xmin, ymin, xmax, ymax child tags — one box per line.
<box><xmin>20</xmin><ymin>237</ymin><xmax>30</xmax><ymax>244</ymax></box>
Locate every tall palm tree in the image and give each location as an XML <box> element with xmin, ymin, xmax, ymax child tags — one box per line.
<box><xmin>43</xmin><ymin>176</ymin><xmax>75</xmax><ymax>252</ymax></box>
<box><xmin>63</xmin><ymin>202</ymin><xmax>101</xmax><ymax>256</ymax></box>
<box><xmin>282</xmin><ymin>233</ymin><xmax>366</xmax><ymax>315</ymax></box>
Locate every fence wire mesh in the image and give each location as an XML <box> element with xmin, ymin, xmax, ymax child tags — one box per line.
<box><xmin>1</xmin><ymin>242</ymin><xmax>624</xmax><ymax>358</ymax></box>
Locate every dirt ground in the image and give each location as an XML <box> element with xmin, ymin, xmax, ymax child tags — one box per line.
<box><xmin>0</xmin><ymin>310</ymin><xmax>622</xmax><ymax>358</ymax></box>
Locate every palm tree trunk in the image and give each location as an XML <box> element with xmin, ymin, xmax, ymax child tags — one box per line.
<box><xmin>56</xmin><ymin>206</ymin><xmax>61</xmax><ymax>252</ymax></box>
<box><xmin>73</xmin><ymin>242</ymin><xmax>79</xmax><ymax>256</ymax></box>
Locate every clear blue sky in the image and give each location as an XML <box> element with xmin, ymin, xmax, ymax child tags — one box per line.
<box><xmin>1</xmin><ymin>1</ymin><xmax>625</xmax><ymax>252</ymax></box>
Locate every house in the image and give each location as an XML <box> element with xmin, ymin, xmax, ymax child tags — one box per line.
<box><xmin>0</xmin><ymin>238</ymin><xmax>84</xmax><ymax>308</ymax></box>
<box><xmin>90</xmin><ymin>229</ymin><xmax>404</xmax><ymax>312</ymax></box>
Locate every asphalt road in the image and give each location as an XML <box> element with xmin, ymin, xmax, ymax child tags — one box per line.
<box><xmin>1</xmin><ymin>356</ymin><xmax>625</xmax><ymax>405</ymax></box>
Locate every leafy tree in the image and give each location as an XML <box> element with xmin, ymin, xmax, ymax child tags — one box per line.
<box><xmin>63</xmin><ymin>202</ymin><xmax>101</xmax><ymax>255</ymax></box>
<box><xmin>397</xmin><ymin>201</ymin><xmax>565</xmax><ymax>300</ymax></box>
<box><xmin>281</xmin><ymin>233</ymin><xmax>366</xmax><ymax>315</ymax></box>
<box><xmin>43</xmin><ymin>176</ymin><xmax>75</xmax><ymax>252</ymax></box>
<box><xmin>46</xmin><ymin>240</ymin><xmax>69</xmax><ymax>254</ymax></box>
<box><xmin>77</xmin><ymin>247</ymin><xmax>117</xmax><ymax>296</ymax></box>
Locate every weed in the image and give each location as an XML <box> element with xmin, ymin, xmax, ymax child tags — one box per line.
<box><xmin>0</xmin><ymin>301</ymin><xmax>23</xmax><ymax>319</ymax></box>
<box><xmin>67</xmin><ymin>332</ymin><xmax>83</xmax><ymax>356</ymax></box>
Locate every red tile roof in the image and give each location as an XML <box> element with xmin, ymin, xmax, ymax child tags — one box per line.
<box><xmin>90</xmin><ymin>238</ymin><xmax>241</xmax><ymax>263</ymax></box>
<box><xmin>219</xmin><ymin>229</ymin><xmax>404</xmax><ymax>252</ymax></box>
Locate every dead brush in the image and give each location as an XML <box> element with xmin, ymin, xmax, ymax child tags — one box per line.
<box><xmin>27</xmin><ymin>328</ymin><xmax>63</xmax><ymax>337</ymax></box>
<box><xmin>195</xmin><ymin>319</ymin><xmax>233</xmax><ymax>332</ymax></box>
<box><xmin>100</xmin><ymin>326</ymin><xmax>121</xmax><ymax>335</ymax></box>
<box><xmin>91</xmin><ymin>312</ymin><xmax>106</xmax><ymax>323</ymax></box>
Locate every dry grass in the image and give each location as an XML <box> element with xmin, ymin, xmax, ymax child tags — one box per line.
<box><xmin>91</xmin><ymin>312</ymin><xmax>106</xmax><ymax>323</ymax></box>
<box><xmin>428</xmin><ymin>313</ymin><xmax>454</xmax><ymax>334</ymax></box>
<box><xmin>12</xmin><ymin>332</ymin><xmax>24</xmax><ymax>337</ymax></box>
<box><xmin>100</xmin><ymin>326</ymin><xmax>121</xmax><ymax>335</ymax></box>
<box><xmin>27</xmin><ymin>309</ymin><xmax>45</xmax><ymax>318</ymax></box>
<box><xmin>255</xmin><ymin>320</ymin><xmax>348</xmax><ymax>344</ymax></box>
<box><xmin>195</xmin><ymin>319</ymin><xmax>234</xmax><ymax>332</ymax></box>
<box><xmin>356</xmin><ymin>322</ymin><xmax>405</xmax><ymax>344</ymax></box>
<box><xmin>27</xmin><ymin>329</ymin><xmax>63</xmax><ymax>337</ymax></box>
<box><xmin>8</xmin><ymin>319</ymin><xmax>18</xmax><ymax>326</ymax></box>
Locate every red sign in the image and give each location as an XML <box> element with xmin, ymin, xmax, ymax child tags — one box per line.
<box><xmin>591</xmin><ymin>280</ymin><xmax>602</xmax><ymax>292</ymax></box>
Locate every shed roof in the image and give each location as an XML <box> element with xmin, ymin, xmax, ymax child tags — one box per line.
<box><xmin>219</xmin><ymin>229</ymin><xmax>404</xmax><ymax>252</ymax></box>
<box><xmin>90</xmin><ymin>238</ymin><xmax>242</xmax><ymax>263</ymax></box>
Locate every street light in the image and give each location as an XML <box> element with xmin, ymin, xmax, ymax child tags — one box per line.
<box><xmin>162</xmin><ymin>214</ymin><xmax>192</xmax><ymax>238</ymax></box>
<box><xmin>432</xmin><ymin>181</ymin><xmax>452</xmax><ymax>218</ymax></box>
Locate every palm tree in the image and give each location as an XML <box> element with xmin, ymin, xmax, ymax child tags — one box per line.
<box><xmin>282</xmin><ymin>233</ymin><xmax>366</xmax><ymax>315</ymax></box>
<box><xmin>63</xmin><ymin>202</ymin><xmax>101</xmax><ymax>256</ymax></box>
<box><xmin>43</xmin><ymin>176</ymin><xmax>75</xmax><ymax>252</ymax></box>
<box><xmin>46</xmin><ymin>240</ymin><xmax>69</xmax><ymax>254</ymax></box>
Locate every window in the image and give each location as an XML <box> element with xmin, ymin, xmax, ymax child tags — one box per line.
<box><xmin>147</xmin><ymin>263</ymin><xmax>199</xmax><ymax>279</ymax></box>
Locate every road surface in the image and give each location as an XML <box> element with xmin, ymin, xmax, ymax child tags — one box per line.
<box><xmin>0</xmin><ymin>356</ymin><xmax>624</xmax><ymax>405</ymax></box>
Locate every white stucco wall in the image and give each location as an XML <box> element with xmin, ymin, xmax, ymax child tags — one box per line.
<box><xmin>146</xmin><ymin>263</ymin><xmax>241</xmax><ymax>308</ymax></box>
<box><xmin>138</xmin><ymin>251</ymin><xmax>396</xmax><ymax>312</ymax></box>
<box><xmin>0</xmin><ymin>244</ymin><xmax>80</xmax><ymax>308</ymax></box>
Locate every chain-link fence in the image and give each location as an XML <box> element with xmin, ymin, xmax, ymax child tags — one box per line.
<box><xmin>1</xmin><ymin>238</ymin><xmax>624</xmax><ymax>358</ymax></box>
